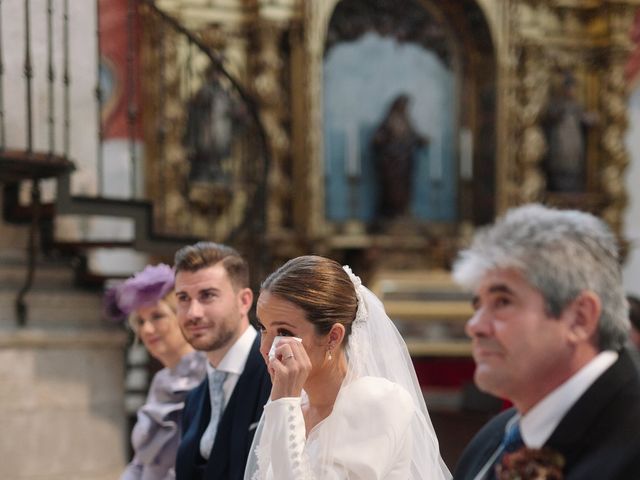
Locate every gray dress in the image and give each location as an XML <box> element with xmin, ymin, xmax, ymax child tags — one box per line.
<box><xmin>121</xmin><ymin>351</ymin><xmax>207</xmax><ymax>480</ymax></box>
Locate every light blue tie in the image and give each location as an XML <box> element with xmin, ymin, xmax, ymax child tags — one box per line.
<box><xmin>501</xmin><ymin>421</ymin><xmax>524</xmax><ymax>453</ymax></box>
<box><xmin>488</xmin><ymin>422</ymin><xmax>524</xmax><ymax>480</ymax></box>
<box><xmin>199</xmin><ymin>369</ymin><xmax>228</xmax><ymax>459</ymax></box>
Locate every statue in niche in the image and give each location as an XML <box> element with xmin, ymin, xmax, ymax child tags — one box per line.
<box><xmin>183</xmin><ymin>70</ymin><xmax>247</xmax><ymax>209</ymax></box>
<box><xmin>371</xmin><ymin>94</ymin><xmax>429</xmax><ymax>220</ymax></box>
<box><xmin>542</xmin><ymin>72</ymin><xmax>598</xmax><ymax>192</ymax></box>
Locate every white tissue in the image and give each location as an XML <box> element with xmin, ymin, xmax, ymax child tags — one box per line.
<box><xmin>268</xmin><ymin>335</ymin><xmax>302</xmax><ymax>361</ymax></box>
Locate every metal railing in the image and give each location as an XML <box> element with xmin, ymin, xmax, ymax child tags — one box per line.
<box><xmin>0</xmin><ymin>0</ymin><xmax>269</xmax><ymax>325</ymax></box>
<box><xmin>1</xmin><ymin>0</ymin><xmax>268</xmax><ymax>239</ymax></box>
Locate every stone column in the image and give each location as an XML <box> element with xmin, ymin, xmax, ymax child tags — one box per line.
<box><xmin>0</xmin><ymin>329</ymin><xmax>127</xmax><ymax>480</ymax></box>
<box><xmin>0</xmin><ymin>210</ymin><xmax>128</xmax><ymax>480</ymax></box>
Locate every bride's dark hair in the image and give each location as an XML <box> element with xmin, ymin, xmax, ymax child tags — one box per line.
<box><xmin>261</xmin><ymin>255</ymin><xmax>358</xmax><ymax>340</ymax></box>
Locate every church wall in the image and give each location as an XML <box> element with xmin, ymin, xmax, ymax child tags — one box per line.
<box><xmin>0</xmin><ymin>206</ymin><xmax>129</xmax><ymax>479</ymax></box>
<box><xmin>2</xmin><ymin>1</ymin><xmax>640</xmax><ymax>476</ymax></box>
<box><xmin>623</xmin><ymin>86</ymin><xmax>640</xmax><ymax>294</ymax></box>
<box><xmin>0</xmin><ymin>333</ymin><xmax>127</xmax><ymax>480</ymax></box>
<box><xmin>2</xmin><ymin>0</ymin><xmax>99</xmax><ymax>195</ymax></box>
<box><xmin>0</xmin><ymin>3</ymin><xmax>129</xmax><ymax>477</ymax></box>
<box><xmin>323</xmin><ymin>33</ymin><xmax>457</xmax><ymax>223</ymax></box>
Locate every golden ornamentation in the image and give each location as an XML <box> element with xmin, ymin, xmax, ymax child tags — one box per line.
<box><xmin>143</xmin><ymin>0</ymin><xmax>639</xmax><ymax>258</ymax></box>
<box><xmin>510</xmin><ymin>47</ymin><xmax>550</xmax><ymax>204</ymax></box>
<box><xmin>252</xmin><ymin>22</ymin><xmax>293</xmax><ymax>234</ymax></box>
<box><xmin>601</xmin><ymin>61</ymin><xmax>631</xmax><ymax>231</ymax></box>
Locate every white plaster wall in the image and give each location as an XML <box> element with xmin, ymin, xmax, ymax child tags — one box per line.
<box><xmin>623</xmin><ymin>86</ymin><xmax>640</xmax><ymax>295</ymax></box>
<box><xmin>3</xmin><ymin>2</ymin><xmax>144</xmax><ymax>273</ymax></box>
<box><xmin>1</xmin><ymin>7</ymin><xmax>130</xmax><ymax>476</ymax></box>
<box><xmin>0</xmin><ymin>337</ymin><xmax>128</xmax><ymax>480</ymax></box>
<box><xmin>2</xmin><ymin>0</ymin><xmax>99</xmax><ymax>195</ymax></box>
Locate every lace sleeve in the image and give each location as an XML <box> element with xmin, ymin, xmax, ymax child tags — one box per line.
<box><xmin>253</xmin><ymin>378</ymin><xmax>415</xmax><ymax>480</ymax></box>
<box><xmin>259</xmin><ymin>397</ymin><xmax>313</xmax><ymax>480</ymax></box>
<box><xmin>246</xmin><ymin>264</ymin><xmax>451</xmax><ymax>480</ymax></box>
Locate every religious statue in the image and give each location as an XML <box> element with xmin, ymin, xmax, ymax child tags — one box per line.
<box><xmin>542</xmin><ymin>72</ymin><xmax>598</xmax><ymax>192</ymax></box>
<box><xmin>182</xmin><ymin>70</ymin><xmax>247</xmax><ymax>209</ymax></box>
<box><xmin>371</xmin><ymin>94</ymin><xmax>429</xmax><ymax>219</ymax></box>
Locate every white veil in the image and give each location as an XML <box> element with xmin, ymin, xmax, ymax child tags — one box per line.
<box><xmin>245</xmin><ymin>265</ymin><xmax>451</xmax><ymax>479</ymax></box>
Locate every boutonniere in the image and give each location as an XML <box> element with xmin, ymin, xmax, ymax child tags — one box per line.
<box><xmin>495</xmin><ymin>446</ymin><xmax>565</xmax><ymax>480</ymax></box>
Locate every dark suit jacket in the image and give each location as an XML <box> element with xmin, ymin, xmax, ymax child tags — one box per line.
<box><xmin>454</xmin><ymin>349</ymin><xmax>640</xmax><ymax>480</ymax></box>
<box><xmin>175</xmin><ymin>335</ymin><xmax>271</xmax><ymax>480</ymax></box>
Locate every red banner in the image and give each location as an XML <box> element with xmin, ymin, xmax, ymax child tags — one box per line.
<box><xmin>99</xmin><ymin>0</ymin><xmax>142</xmax><ymax>140</ymax></box>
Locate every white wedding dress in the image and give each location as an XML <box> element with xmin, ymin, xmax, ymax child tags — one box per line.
<box><xmin>245</xmin><ymin>267</ymin><xmax>451</xmax><ymax>480</ymax></box>
<box><xmin>255</xmin><ymin>376</ymin><xmax>415</xmax><ymax>479</ymax></box>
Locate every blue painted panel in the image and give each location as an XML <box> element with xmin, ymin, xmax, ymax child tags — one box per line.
<box><xmin>323</xmin><ymin>32</ymin><xmax>457</xmax><ymax>223</ymax></box>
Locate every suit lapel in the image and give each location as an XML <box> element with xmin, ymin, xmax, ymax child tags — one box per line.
<box><xmin>176</xmin><ymin>379</ymin><xmax>211</xmax><ymax>479</ymax></box>
<box><xmin>472</xmin><ymin>411</ymin><xmax>514</xmax><ymax>480</ymax></box>
<box><xmin>230</xmin><ymin>338</ymin><xmax>266</xmax><ymax>448</ymax></box>
<box><xmin>195</xmin><ymin>378</ymin><xmax>212</xmax><ymax>440</ymax></box>
<box><xmin>453</xmin><ymin>408</ymin><xmax>515</xmax><ymax>480</ymax></box>
<box><xmin>546</xmin><ymin>350</ymin><xmax>636</xmax><ymax>468</ymax></box>
<box><xmin>457</xmin><ymin>351</ymin><xmax>639</xmax><ymax>480</ymax></box>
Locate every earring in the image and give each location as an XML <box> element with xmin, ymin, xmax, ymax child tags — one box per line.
<box><xmin>327</xmin><ymin>348</ymin><xmax>333</xmax><ymax>361</ymax></box>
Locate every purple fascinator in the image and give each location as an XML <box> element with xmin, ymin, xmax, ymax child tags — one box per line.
<box><xmin>103</xmin><ymin>263</ymin><xmax>175</xmax><ymax>322</ymax></box>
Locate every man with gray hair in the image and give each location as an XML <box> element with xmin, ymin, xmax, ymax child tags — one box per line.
<box><xmin>452</xmin><ymin>204</ymin><xmax>640</xmax><ymax>480</ymax></box>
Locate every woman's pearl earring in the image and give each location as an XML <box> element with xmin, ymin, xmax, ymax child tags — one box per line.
<box><xmin>327</xmin><ymin>348</ymin><xmax>333</xmax><ymax>361</ymax></box>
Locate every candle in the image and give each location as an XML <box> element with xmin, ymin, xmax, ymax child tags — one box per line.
<box><xmin>344</xmin><ymin>122</ymin><xmax>361</xmax><ymax>178</ymax></box>
<box><xmin>459</xmin><ymin>128</ymin><xmax>473</xmax><ymax>180</ymax></box>
<box><xmin>429</xmin><ymin>141</ymin><xmax>442</xmax><ymax>182</ymax></box>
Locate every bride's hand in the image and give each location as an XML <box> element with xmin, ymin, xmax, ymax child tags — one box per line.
<box><xmin>269</xmin><ymin>338</ymin><xmax>311</xmax><ymax>400</ymax></box>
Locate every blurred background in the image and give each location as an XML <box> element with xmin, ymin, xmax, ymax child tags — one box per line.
<box><xmin>1</xmin><ymin>0</ymin><xmax>640</xmax><ymax>477</ymax></box>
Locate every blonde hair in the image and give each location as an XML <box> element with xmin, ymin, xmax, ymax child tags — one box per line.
<box><xmin>127</xmin><ymin>290</ymin><xmax>177</xmax><ymax>336</ymax></box>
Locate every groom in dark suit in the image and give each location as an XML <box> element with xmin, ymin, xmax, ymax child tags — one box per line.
<box><xmin>451</xmin><ymin>204</ymin><xmax>640</xmax><ymax>480</ymax></box>
<box><xmin>173</xmin><ymin>242</ymin><xmax>271</xmax><ymax>480</ymax></box>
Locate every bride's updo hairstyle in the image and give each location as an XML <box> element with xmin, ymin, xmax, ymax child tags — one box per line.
<box><xmin>261</xmin><ymin>255</ymin><xmax>358</xmax><ymax>342</ymax></box>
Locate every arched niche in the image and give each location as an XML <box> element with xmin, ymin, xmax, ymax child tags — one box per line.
<box><xmin>299</xmin><ymin>0</ymin><xmax>496</xmax><ymax>243</ymax></box>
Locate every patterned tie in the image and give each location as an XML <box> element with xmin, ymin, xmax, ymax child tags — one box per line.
<box><xmin>199</xmin><ymin>369</ymin><xmax>228</xmax><ymax>459</ymax></box>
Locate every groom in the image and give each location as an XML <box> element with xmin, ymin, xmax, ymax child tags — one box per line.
<box><xmin>173</xmin><ymin>242</ymin><xmax>271</xmax><ymax>480</ymax></box>
<box><xmin>452</xmin><ymin>204</ymin><xmax>640</xmax><ymax>479</ymax></box>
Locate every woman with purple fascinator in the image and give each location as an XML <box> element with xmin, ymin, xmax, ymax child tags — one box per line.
<box><xmin>105</xmin><ymin>264</ymin><xmax>206</xmax><ymax>480</ymax></box>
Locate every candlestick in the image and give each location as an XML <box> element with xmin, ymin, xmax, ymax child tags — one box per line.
<box><xmin>344</xmin><ymin>122</ymin><xmax>361</xmax><ymax>178</ymax></box>
<box><xmin>429</xmin><ymin>142</ymin><xmax>442</xmax><ymax>182</ymax></box>
<box><xmin>459</xmin><ymin>128</ymin><xmax>473</xmax><ymax>180</ymax></box>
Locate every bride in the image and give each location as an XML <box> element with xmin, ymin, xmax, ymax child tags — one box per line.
<box><xmin>244</xmin><ymin>255</ymin><xmax>451</xmax><ymax>479</ymax></box>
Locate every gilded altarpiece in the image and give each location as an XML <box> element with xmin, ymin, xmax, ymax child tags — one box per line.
<box><xmin>504</xmin><ymin>0</ymin><xmax>640</xmax><ymax>239</ymax></box>
<box><xmin>141</xmin><ymin>0</ymin><xmax>640</xmax><ymax>271</ymax></box>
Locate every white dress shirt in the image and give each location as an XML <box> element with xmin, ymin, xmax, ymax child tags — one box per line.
<box><xmin>471</xmin><ymin>351</ymin><xmax>619</xmax><ymax>480</ymax></box>
<box><xmin>200</xmin><ymin>326</ymin><xmax>258</xmax><ymax>460</ymax></box>
<box><xmin>205</xmin><ymin>325</ymin><xmax>257</xmax><ymax>409</ymax></box>
<box><xmin>520</xmin><ymin>350</ymin><xmax>618</xmax><ymax>447</ymax></box>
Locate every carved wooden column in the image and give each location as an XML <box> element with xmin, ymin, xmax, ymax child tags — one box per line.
<box><xmin>298</xmin><ymin>0</ymin><xmax>340</xmax><ymax>239</ymax></box>
<box><xmin>515</xmin><ymin>47</ymin><xmax>550</xmax><ymax>203</ymax></box>
<box><xmin>496</xmin><ymin>0</ymin><xmax>521</xmax><ymax>212</ymax></box>
<box><xmin>498</xmin><ymin>0</ymin><xmax>638</xmax><ymax>238</ymax></box>
<box><xmin>252</xmin><ymin>22</ymin><xmax>291</xmax><ymax>235</ymax></box>
<box><xmin>501</xmin><ymin>1</ymin><xmax>553</xmax><ymax>206</ymax></box>
<box><xmin>253</xmin><ymin>0</ymin><xmax>302</xmax><ymax>237</ymax></box>
<box><xmin>601</xmin><ymin>61</ymin><xmax>630</xmax><ymax>232</ymax></box>
<box><xmin>599</xmin><ymin>1</ymin><xmax>640</xmax><ymax>233</ymax></box>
